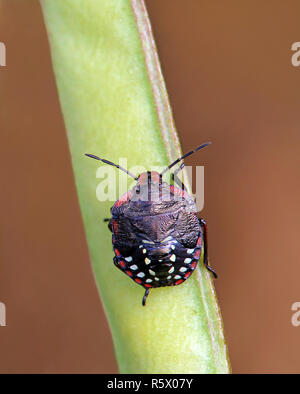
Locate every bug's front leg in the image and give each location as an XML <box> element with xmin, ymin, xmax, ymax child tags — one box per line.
<box><xmin>199</xmin><ymin>217</ymin><xmax>217</xmax><ymax>278</ymax></box>
<box><xmin>103</xmin><ymin>218</ymin><xmax>113</xmax><ymax>232</ymax></box>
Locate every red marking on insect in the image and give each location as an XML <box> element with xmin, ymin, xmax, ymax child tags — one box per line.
<box><xmin>135</xmin><ymin>278</ymin><xmax>142</xmax><ymax>284</ymax></box>
<box><xmin>114</xmin><ymin>191</ymin><xmax>133</xmax><ymax>207</ymax></box>
<box><xmin>144</xmin><ymin>284</ymin><xmax>152</xmax><ymax>288</ymax></box>
<box><xmin>114</xmin><ymin>248</ymin><xmax>120</xmax><ymax>257</ymax></box>
<box><xmin>119</xmin><ymin>261</ymin><xmax>126</xmax><ymax>268</ymax></box>
<box><xmin>197</xmin><ymin>237</ymin><xmax>202</xmax><ymax>247</ymax></box>
<box><xmin>126</xmin><ymin>270</ymin><xmax>133</xmax><ymax>277</ymax></box>
<box><xmin>169</xmin><ymin>185</ymin><xmax>189</xmax><ymax>200</ymax></box>
<box><xmin>112</xmin><ymin>220</ymin><xmax>119</xmax><ymax>235</ymax></box>
<box><xmin>191</xmin><ymin>261</ymin><xmax>197</xmax><ymax>269</ymax></box>
<box><xmin>184</xmin><ymin>271</ymin><xmax>192</xmax><ymax>279</ymax></box>
<box><xmin>175</xmin><ymin>279</ymin><xmax>184</xmax><ymax>285</ymax></box>
<box><xmin>137</xmin><ymin>171</ymin><xmax>161</xmax><ymax>186</ymax></box>
<box><xmin>194</xmin><ymin>249</ymin><xmax>201</xmax><ymax>259</ymax></box>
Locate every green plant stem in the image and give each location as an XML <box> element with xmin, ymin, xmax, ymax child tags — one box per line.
<box><xmin>41</xmin><ymin>0</ymin><xmax>231</xmax><ymax>373</ymax></box>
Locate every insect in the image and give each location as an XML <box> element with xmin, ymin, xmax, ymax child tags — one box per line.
<box><xmin>85</xmin><ymin>142</ymin><xmax>217</xmax><ymax>306</ymax></box>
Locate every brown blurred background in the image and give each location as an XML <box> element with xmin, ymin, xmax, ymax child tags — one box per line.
<box><xmin>0</xmin><ymin>0</ymin><xmax>300</xmax><ymax>373</ymax></box>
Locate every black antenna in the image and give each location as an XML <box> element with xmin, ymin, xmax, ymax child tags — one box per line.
<box><xmin>160</xmin><ymin>142</ymin><xmax>211</xmax><ymax>176</ymax></box>
<box><xmin>85</xmin><ymin>154</ymin><xmax>138</xmax><ymax>180</ymax></box>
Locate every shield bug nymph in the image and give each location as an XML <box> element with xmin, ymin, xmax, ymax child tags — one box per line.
<box><xmin>85</xmin><ymin>142</ymin><xmax>217</xmax><ymax>306</ymax></box>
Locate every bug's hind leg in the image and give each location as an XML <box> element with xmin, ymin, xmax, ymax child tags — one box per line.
<box><xmin>142</xmin><ymin>288</ymin><xmax>150</xmax><ymax>306</ymax></box>
<box><xmin>199</xmin><ymin>218</ymin><xmax>217</xmax><ymax>278</ymax></box>
<box><xmin>172</xmin><ymin>163</ymin><xmax>186</xmax><ymax>190</ymax></box>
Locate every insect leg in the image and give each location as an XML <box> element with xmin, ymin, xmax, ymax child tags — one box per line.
<box><xmin>142</xmin><ymin>288</ymin><xmax>150</xmax><ymax>306</ymax></box>
<box><xmin>103</xmin><ymin>218</ymin><xmax>113</xmax><ymax>232</ymax></box>
<box><xmin>172</xmin><ymin>163</ymin><xmax>186</xmax><ymax>190</ymax></box>
<box><xmin>199</xmin><ymin>218</ymin><xmax>217</xmax><ymax>278</ymax></box>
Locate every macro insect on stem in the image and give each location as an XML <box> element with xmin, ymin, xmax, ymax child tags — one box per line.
<box><xmin>85</xmin><ymin>142</ymin><xmax>217</xmax><ymax>306</ymax></box>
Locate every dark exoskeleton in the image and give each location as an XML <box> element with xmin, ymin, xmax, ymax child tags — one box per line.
<box><xmin>86</xmin><ymin>143</ymin><xmax>217</xmax><ymax>306</ymax></box>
